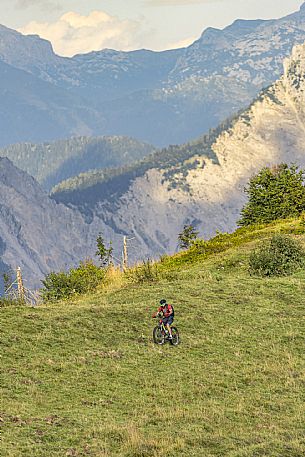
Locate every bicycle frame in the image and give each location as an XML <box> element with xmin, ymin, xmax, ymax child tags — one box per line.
<box><xmin>158</xmin><ymin>319</ymin><xmax>171</xmax><ymax>335</ymax></box>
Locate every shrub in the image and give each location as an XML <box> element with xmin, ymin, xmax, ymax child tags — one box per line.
<box><xmin>127</xmin><ymin>260</ymin><xmax>159</xmax><ymax>283</ymax></box>
<box><xmin>249</xmin><ymin>234</ymin><xmax>305</xmax><ymax>277</ymax></box>
<box><xmin>42</xmin><ymin>260</ymin><xmax>105</xmax><ymax>301</ymax></box>
<box><xmin>0</xmin><ymin>297</ymin><xmax>25</xmax><ymax>307</ymax></box>
<box><xmin>239</xmin><ymin>164</ymin><xmax>305</xmax><ymax>226</ymax></box>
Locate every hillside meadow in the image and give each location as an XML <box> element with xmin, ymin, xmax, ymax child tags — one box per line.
<box><xmin>1</xmin><ymin>220</ymin><xmax>305</xmax><ymax>456</ymax></box>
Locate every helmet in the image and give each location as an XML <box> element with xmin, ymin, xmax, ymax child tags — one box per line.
<box><xmin>160</xmin><ymin>299</ymin><xmax>166</xmax><ymax>305</ymax></box>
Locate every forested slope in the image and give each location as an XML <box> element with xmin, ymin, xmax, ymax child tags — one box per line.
<box><xmin>0</xmin><ymin>136</ymin><xmax>155</xmax><ymax>191</ymax></box>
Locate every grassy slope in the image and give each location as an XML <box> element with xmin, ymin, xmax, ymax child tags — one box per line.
<box><xmin>1</xmin><ymin>221</ymin><xmax>305</xmax><ymax>457</ymax></box>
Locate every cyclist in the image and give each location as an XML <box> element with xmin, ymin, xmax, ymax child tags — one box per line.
<box><xmin>152</xmin><ymin>299</ymin><xmax>174</xmax><ymax>339</ymax></box>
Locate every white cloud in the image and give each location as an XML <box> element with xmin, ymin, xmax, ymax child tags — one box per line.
<box><xmin>19</xmin><ymin>10</ymin><xmax>147</xmax><ymax>57</ymax></box>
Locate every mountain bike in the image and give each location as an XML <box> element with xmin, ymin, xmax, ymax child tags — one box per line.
<box><xmin>152</xmin><ymin>317</ymin><xmax>180</xmax><ymax>346</ymax></box>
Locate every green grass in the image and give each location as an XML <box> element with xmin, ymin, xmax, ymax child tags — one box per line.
<box><xmin>1</xmin><ymin>221</ymin><xmax>305</xmax><ymax>456</ymax></box>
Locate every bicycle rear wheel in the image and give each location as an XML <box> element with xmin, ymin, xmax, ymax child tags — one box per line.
<box><xmin>170</xmin><ymin>327</ymin><xmax>180</xmax><ymax>346</ymax></box>
<box><xmin>153</xmin><ymin>326</ymin><xmax>165</xmax><ymax>345</ymax></box>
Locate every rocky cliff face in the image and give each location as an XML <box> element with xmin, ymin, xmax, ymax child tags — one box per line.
<box><xmin>0</xmin><ymin>25</ymin><xmax>60</xmax><ymax>66</ymax></box>
<box><xmin>151</xmin><ymin>41</ymin><xmax>305</xmax><ymax>242</ymax></box>
<box><xmin>0</xmin><ymin>158</ymin><xmax>126</xmax><ymax>289</ymax></box>
<box><xmin>54</xmin><ymin>42</ymin><xmax>305</xmax><ymax>259</ymax></box>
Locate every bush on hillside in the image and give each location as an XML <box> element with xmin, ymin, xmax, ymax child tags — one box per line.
<box><xmin>42</xmin><ymin>260</ymin><xmax>105</xmax><ymax>301</ymax></box>
<box><xmin>0</xmin><ymin>297</ymin><xmax>26</xmax><ymax>307</ymax></box>
<box><xmin>239</xmin><ymin>164</ymin><xmax>305</xmax><ymax>226</ymax></box>
<box><xmin>249</xmin><ymin>234</ymin><xmax>305</xmax><ymax>277</ymax></box>
<box><xmin>127</xmin><ymin>259</ymin><xmax>159</xmax><ymax>283</ymax></box>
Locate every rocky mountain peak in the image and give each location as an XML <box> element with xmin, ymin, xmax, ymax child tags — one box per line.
<box><xmin>198</xmin><ymin>27</ymin><xmax>231</xmax><ymax>48</ymax></box>
<box><xmin>0</xmin><ymin>23</ymin><xmax>66</xmax><ymax>79</ymax></box>
<box><xmin>300</xmin><ymin>2</ymin><xmax>305</xmax><ymax>12</ymax></box>
<box><xmin>224</xmin><ymin>19</ymin><xmax>267</xmax><ymax>37</ymax></box>
<box><xmin>284</xmin><ymin>41</ymin><xmax>305</xmax><ymax>73</ymax></box>
<box><xmin>283</xmin><ymin>42</ymin><xmax>305</xmax><ymax>104</ymax></box>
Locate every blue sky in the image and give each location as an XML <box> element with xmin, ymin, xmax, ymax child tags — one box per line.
<box><xmin>1</xmin><ymin>0</ymin><xmax>304</xmax><ymax>56</ymax></box>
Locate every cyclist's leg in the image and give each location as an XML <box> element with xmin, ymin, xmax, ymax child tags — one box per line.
<box><xmin>166</xmin><ymin>316</ymin><xmax>174</xmax><ymax>337</ymax></box>
<box><xmin>166</xmin><ymin>324</ymin><xmax>172</xmax><ymax>337</ymax></box>
<box><xmin>162</xmin><ymin>317</ymin><xmax>171</xmax><ymax>336</ymax></box>
<box><xmin>162</xmin><ymin>317</ymin><xmax>168</xmax><ymax>334</ymax></box>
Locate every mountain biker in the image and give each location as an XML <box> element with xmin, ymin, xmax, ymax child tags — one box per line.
<box><xmin>152</xmin><ymin>299</ymin><xmax>174</xmax><ymax>339</ymax></box>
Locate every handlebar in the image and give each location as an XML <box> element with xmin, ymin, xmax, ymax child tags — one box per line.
<box><xmin>152</xmin><ymin>312</ymin><xmax>164</xmax><ymax>318</ymax></box>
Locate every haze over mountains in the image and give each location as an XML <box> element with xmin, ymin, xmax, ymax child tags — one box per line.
<box><xmin>2</xmin><ymin>3</ymin><xmax>305</xmax><ymax>146</ymax></box>
<box><xmin>52</xmin><ymin>41</ymin><xmax>305</xmax><ymax>263</ymax></box>
<box><xmin>3</xmin><ymin>3</ymin><xmax>305</xmax><ymax>288</ymax></box>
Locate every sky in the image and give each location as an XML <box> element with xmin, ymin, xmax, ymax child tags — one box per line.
<box><xmin>0</xmin><ymin>0</ymin><xmax>304</xmax><ymax>56</ymax></box>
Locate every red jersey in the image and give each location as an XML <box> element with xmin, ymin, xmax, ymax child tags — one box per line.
<box><xmin>158</xmin><ymin>304</ymin><xmax>174</xmax><ymax>317</ymax></box>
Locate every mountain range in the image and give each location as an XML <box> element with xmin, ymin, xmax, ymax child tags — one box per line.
<box><xmin>2</xmin><ymin>3</ymin><xmax>305</xmax><ymax>146</ymax></box>
<box><xmin>3</xmin><ymin>4</ymin><xmax>305</xmax><ymax>288</ymax></box>
<box><xmin>51</xmin><ymin>41</ymin><xmax>305</xmax><ymax>264</ymax></box>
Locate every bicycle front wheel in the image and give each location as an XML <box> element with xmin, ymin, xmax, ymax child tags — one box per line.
<box><xmin>170</xmin><ymin>327</ymin><xmax>180</xmax><ymax>346</ymax></box>
<box><xmin>153</xmin><ymin>326</ymin><xmax>165</xmax><ymax>345</ymax></box>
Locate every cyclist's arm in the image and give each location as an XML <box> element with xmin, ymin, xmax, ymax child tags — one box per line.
<box><xmin>152</xmin><ymin>307</ymin><xmax>162</xmax><ymax>318</ymax></box>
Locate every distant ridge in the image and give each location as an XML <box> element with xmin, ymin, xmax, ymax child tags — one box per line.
<box><xmin>52</xmin><ymin>41</ymin><xmax>305</xmax><ymax>258</ymax></box>
<box><xmin>1</xmin><ymin>4</ymin><xmax>305</xmax><ymax>145</ymax></box>
<box><xmin>0</xmin><ymin>136</ymin><xmax>155</xmax><ymax>191</ymax></box>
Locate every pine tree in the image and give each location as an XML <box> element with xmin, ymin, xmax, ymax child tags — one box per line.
<box><xmin>96</xmin><ymin>233</ymin><xmax>113</xmax><ymax>267</ymax></box>
<box><xmin>178</xmin><ymin>224</ymin><xmax>199</xmax><ymax>249</ymax></box>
